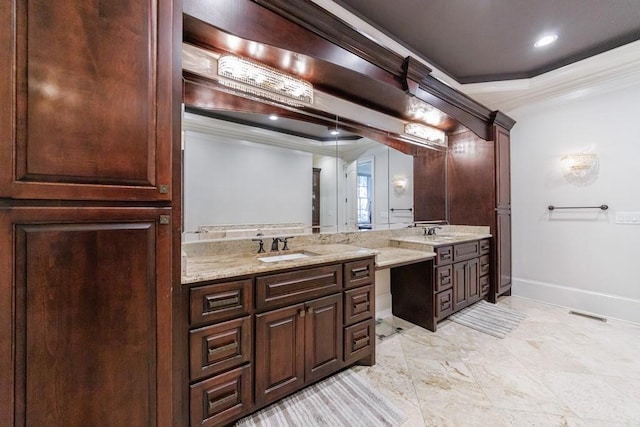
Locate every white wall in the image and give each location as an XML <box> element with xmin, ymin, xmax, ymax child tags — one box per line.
<box><xmin>184</xmin><ymin>131</ymin><xmax>312</xmax><ymax>232</ymax></box>
<box><xmin>510</xmin><ymin>81</ymin><xmax>640</xmax><ymax>324</ymax></box>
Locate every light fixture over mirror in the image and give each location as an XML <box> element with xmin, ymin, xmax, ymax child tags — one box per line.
<box><xmin>218</xmin><ymin>54</ymin><xmax>314</xmax><ymax>106</ymax></box>
<box><xmin>403</xmin><ymin>123</ymin><xmax>446</xmax><ymax>147</ymax></box>
<box><xmin>407</xmin><ymin>97</ymin><xmax>446</xmax><ymax>127</ymax></box>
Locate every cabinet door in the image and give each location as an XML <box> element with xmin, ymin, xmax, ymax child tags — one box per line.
<box><xmin>305</xmin><ymin>294</ymin><xmax>343</xmax><ymax>383</ymax></box>
<box><xmin>467</xmin><ymin>258</ymin><xmax>480</xmax><ymax>304</ymax></box>
<box><xmin>0</xmin><ymin>207</ymin><xmax>172</xmax><ymax>427</ymax></box>
<box><xmin>496</xmin><ymin>211</ymin><xmax>512</xmax><ymax>295</ymax></box>
<box><xmin>494</xmin><ymin>127</ymin><xmax>511</xmax><ymax>208</ymax></box>
<box><xmin>0</xmin><ymin>0</ymin><xmax>177</xmax><ymax>201</ymax></box>
<box><xmin>255</xmin><ymin>304</ymin><xmax>305</xmax><ymax>407</ymax></box>
<box><xmin>452</xmin><ymin>262</ymin><xmax>467</xmax><ymax>311</ymax></box>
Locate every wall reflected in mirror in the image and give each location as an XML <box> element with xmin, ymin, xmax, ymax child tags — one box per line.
<box><xmin>182</xmin><ymin>109</ymin><xmax>415</xmax><ymax>242</ymax></box>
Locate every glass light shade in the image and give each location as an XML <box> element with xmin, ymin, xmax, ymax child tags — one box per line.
<box><xmin>404</xmin><ymin>123</ymin><xmax>446</xmax><ymax>147</ymax></box>
<box><xmin>218</xmin><ymin>54</ymin><xmax>313</xmax><ymax>105</ymax></box>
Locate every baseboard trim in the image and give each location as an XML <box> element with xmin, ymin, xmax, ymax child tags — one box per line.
<box><xmin>512</xmin><ymin>277</ymin><xmax>640</xmax><ymax>325</ymax></box>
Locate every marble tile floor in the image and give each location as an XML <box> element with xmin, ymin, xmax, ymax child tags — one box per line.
<box><xmin>353</xmin><ymin>296</ymin><xmax>640</xmax><ymax>427</ymax></box>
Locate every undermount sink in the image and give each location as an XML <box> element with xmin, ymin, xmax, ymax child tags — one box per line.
<box><xmin>257</xmin><ymin>251</ymin><xmax>318</xmax><ymax>263</ymax></box>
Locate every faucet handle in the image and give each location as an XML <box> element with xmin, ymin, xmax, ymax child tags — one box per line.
<box><xmin>251</xmin><ymin>237</ymin><xmax>265</xmax><ymax>253</ymax></box>
<box><xmin>281</xmin><ymin>236</ymin><xmax>294</xmax><ymax>250</ymax></box>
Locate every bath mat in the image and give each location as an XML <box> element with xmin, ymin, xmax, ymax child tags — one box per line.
<box><xmin>449</xmin><ymin>300</ymin><xmax>526</xmax><ymax>338</ymax></box>
<box><xmin>235</xmin><ymin>369</ymin><xmax>406</xmax><ymax>427</ymax></box>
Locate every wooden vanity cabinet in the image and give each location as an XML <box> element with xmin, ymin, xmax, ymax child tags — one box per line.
<box><xmin>187</xmin><ymin>278</ymin><xmax>254</xmax><ymax>427</ymax></box>
<box><xmin>184</xmin><ymin>256</ymin><xmax>375</xmax><ymax>426</ymax></box>
<box><xmin>392</xmin><ymin>238</ymin><xmax>491</xmax><ymax>332</ymax></box>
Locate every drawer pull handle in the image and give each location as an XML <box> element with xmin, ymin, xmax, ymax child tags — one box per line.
<box><xmin>353</xmin><ymin>336</ymin><xmax>370</xmax><ymax>348</ymax></box>
<box><xmin>354</xmin><ymin>301</ymin><xmax>370</xmax><ymax>309</ymax></box>
<box><xmin>208</xmin><ymin>392</ymin><xmax>238</xmax><ymax>412</ymax></box>
<box><xmin>482</xmin><ymin>264</ymin><xmax>490</xmax><ymax>272</ymax></box>
<box><xmin>205</xmin><ymin>295</ymin><xmax>239</xmax><ymax>310</ymax></box>
<box><xmin>440</xmin><ymin>277</ymin><xmax>451</xmax><ymax>285</ymax></box>
<box><xmin>441</xmin><ymin>254</ymin><xmax>451</xmax><ymax>260</ymax></box>
<box><xmin>351</xmin><ymin>267</ymin><xmax>369</xmax><ymax>278</ymax></box>
<box><xmin>208</xmin><ymin>342</ymin><xmax>238</xmax><ymax>357</ymax></box>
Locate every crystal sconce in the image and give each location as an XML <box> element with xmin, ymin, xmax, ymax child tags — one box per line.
<box><xmin>561</xmin><ymin>152</ymin><xmax>599</xmax><ymax>185</ymax></box>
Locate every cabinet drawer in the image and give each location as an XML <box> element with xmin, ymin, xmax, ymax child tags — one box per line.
<box><xmin>344</xmin><ymin>285</ymin><xmax>374</xmax><ymax>326</ymax></box>
<box><xmin>480</xmin><ymin>275</ymin><xmax>490</xmax><ymax>297</ymax></box>
<box><xmin>189</xmin><ymin>316</ymin><xmax>252</xmax><ymax>382</ymax></box>
<box><xmin>479</xmin><ymin>239</ymin><xmax>491</xmax><ymax>255</ymax></box>
<box><xmin>190</xmin><ymin>364</ymin><xmax>252</xmax><ymax>427</ymax></box>
<box><xmin>344</xmin><ymin>258</ymin><xmax>374</xmax><ymax>289</ymax></box>
<box><xmin>256</xmin><ymin>264</ymin><xmax>342</xmax><ymax>311</ymax></box>
<box><xmin>453</xmin><ymin>241</ymin><xmax>480</xmax><ymax>262</ymax></box>
<box><xmin>190</xmin><ymin>279</ymin><xmax>252</xmax><ymax>326</ymax></box>
<box><xmin>435</xmin><ymin>245</ymin><xmax>453</xmax><ymax>265</ymax></box>
<box><xmin>435</xmin><ymin>265</ymin><xmax>453</xmax><ymax>293</ymax></box>
<box><xmin>435</xmin><ymin>289</ymin><xmax>454</xmax><ymax>320</ymax></box>
<box><xmin>344</xmin><ymin>319</ymin><xmax>374</xmax><ymax>365</ymax></box>
<box><xmin>480</xmin><ymin>255</ymin><xmax>490</xmax><ymax>277</ymax></box>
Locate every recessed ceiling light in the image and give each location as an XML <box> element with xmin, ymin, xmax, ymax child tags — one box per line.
<box><xmin>268</xmin><ymin>114</ymin><xmax>278</xmax><ymax>121</ymax></box>
<box><xmin>330</xmin><ymin>129</ymin><xmax>340</xmax><ymax>135</ymax></box>
<box><xmin>534</xmin><ymin>34</ymin><xmax>558</xmax><ymax>48</ymax></box>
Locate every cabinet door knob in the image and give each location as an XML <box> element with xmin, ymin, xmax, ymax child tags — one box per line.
<box><xmin>299</xmin><ymin>309</ymin><xmax>306</xmax><ymax>318</ymax></box>
<box><xmin>308</xmin><ymin>307</ymin><xmax>314</xmax><ymax>315</ymax></box>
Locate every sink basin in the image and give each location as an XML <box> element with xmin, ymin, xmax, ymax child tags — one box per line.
<box><xmin>257</xmin><ymin>251</ymin><xmax>317</xmax><ymax>263</ymax></box>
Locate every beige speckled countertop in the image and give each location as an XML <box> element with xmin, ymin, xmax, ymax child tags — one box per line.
<box><xmin>374</xmin><ymin>247</ymin><xmax>435</xmax><ymax>269</ymax></box>
<box><xmin>182</xmin><ymin>243</ymin><xmax>377</xmax><ymax>284</ymax></box>
<box><xmin>390</xmin><ymin>232</ymin><xmax>492</xmax><ymax>251</ymax></box>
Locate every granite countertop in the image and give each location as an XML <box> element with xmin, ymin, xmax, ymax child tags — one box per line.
<box><xmin>374</xmin><ymin>247</ymin><xmax>436</xmax><ymax>269</ymax></box>
<box><xmin>182</xmin><ymin>243</ymin><xmax>377</xmax><ymax>284</ymax></box>
<box><xmin>182</xmin><ymin>242</ymin><xmax>439</xmax><ymax>284</ymax></box>
<box><xmin>390</xmin><ymin>232</ymin><xmax>492</xmax><ymax>250</ymax></box>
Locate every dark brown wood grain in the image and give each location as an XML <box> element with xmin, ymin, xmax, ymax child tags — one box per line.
<box><xmin>305</xmin><ymin>294</ymin><xmax>343</xmax><ymax>383</ymax></box>
<box><xmin>413</xmin><ymin>148</ymin><xmax>447</xmax><ymax>221</ymax></box>
<box><xmin>255</xmin><ymin>304</ymin><xmax>305</xmax><ymax>407</ymax></box>
<box><xmin>2</xmin><ymin>207</ymin><xmax>172</xmax><ymax>427</ymax></box>
<box><xmin>0</xmin><ymin>0</ymin><xmax>175</xmax><ymax>202</ymax></box>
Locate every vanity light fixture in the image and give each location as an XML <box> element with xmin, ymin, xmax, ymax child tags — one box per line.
<box><xmin>217</xmin><ymin>54</ymin><xmax>313</xmax><ymax>105</ymax></box>
<box><xmin>407</xmin><ymin>97</ymin><xmax>445</xmax><ymax>126</ymax></box>
<box><xmin>404</xmin><ymin>123</ymin><xmax>446</xmax><ymax>147</ymax></box>
<box><xmin>534</xmin><ymin>34</ymin><xmax>558</xmax><ymax>48</ymax></box>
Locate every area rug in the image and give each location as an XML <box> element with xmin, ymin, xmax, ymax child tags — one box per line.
<box><xmin>448</xmin><ymin>300</ymin><xmax>527</xmax><ymax>338</ymax></box>
<box><xmin>235</xmin><ymin>369</ymin><xmax>406</xmax><ymax>427</ymax></box>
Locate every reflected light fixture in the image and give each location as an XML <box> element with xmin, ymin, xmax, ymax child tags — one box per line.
<box><xmin>392</xmin><ymin>175</ymin><xmax>408</xmax><ymax>193</ymax></box>
<box><xmin>534</xmin><ymin>34</ymin><xmax>558</xmax><ymax>48</ymax></box>
<box><xmin>404</xmin><ymin>123</ymin><xmax>446</xmax><ymax>147</ymax></box>
<box><xmin>218</xmin><ymin>54</ymin><xmax>313</xmax><ymax>106</ymax></box>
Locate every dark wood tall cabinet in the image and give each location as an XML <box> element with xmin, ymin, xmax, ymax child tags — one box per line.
<box><xmin>0</xmin><ymin>1</ymin><xmax>181</xmax><ymax>426</ymax></box>
<box><xmin>446</xmin><ymin>121</ymin><xmax>514</xmax><ymax>301</ymax></box>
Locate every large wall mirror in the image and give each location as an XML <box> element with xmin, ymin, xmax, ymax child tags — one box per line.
<box><xmin>182</xmin><ymin>102</ymin><xmax>417</xmax><ymax>241</ymax></box>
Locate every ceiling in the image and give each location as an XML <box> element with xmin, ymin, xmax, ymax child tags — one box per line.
<box><xmin>334</xmin><ymin>0</ymin><xmax>640</xmax><ymax>84</ymax></box>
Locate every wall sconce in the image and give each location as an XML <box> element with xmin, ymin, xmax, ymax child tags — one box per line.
<box><xmin>392</xmin><ymin>175</ymin><xmax>408</xmax><ymax>193</ymax></box>
<box><xmin>217</xmin><ymin>54</ymin><xmax>313</xmax><ymax>106</ymax></box>
<box><xmin>404</xmin><ymin>123</ymin><xmax>446</xmax><ymax>147</ymax></box>
<box><xmin>560</xmin><ymin>152</ymin><xmax>599</xmax><ymax>185</ymax></box>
